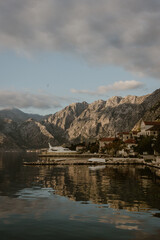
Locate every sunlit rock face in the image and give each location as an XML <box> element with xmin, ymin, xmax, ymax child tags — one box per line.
<box><xmin>42</xmin><ymin>101</ymin><xmax>89</xmax><ymax>144</ymax></box>
<box><xmin>66</xmin><ymin>89</ymin><xmax>160</xmax><ymax>143</ymax></box>
<box><xmin>0</xmin><ymin>89</ymin><xmax>160</xmax><ymax>149</ymax></box>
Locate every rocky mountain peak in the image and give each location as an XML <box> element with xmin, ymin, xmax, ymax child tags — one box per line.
<box><xmin>105</xmin><ymin>96</ymin><xmax>122</xmax><ymax>107</ymax></box>
<box><xmin>46</xmin><ymin>101</ymin><xmax>88</xmax><ymax>130</ymax></box>
<box><xmin>0</xmin><ymin>88</ymin><xmax>160</xmax><ymax>149</ymax></box>
<box><xmin>120</xmin><ymin>94</ymin><xmax>149</xmax><ymax>105</ymax></box>
<box><xmin>88</xmin><ymin>100</ymin><xmax>106</xmax><ymax>111</ymax></box>
<box><xmin>65</xmin><ymin>101</ymin><xmax>88</xmax><ymax>116</ymax></box>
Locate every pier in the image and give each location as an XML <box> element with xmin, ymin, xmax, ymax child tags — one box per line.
<box><xmin>38</xmin><ymin>153</ymin><xmax>106</xmax><ymax>158</ymax></box>
<box><xmin>23</xmin><ymin>156</ymin><xmax>160</xmax><ymax>169</ymax></box>
<box><xmin>23</xmin><ymin>157</ymin><xmax>145</xmax><ymax>166</ymax></box>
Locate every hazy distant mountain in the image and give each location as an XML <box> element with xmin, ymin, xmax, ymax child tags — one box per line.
<box><xmin>0</xmin><ymin>89</ymin><xmax>160</xmax><ymax>150</ymax></box>
<box><xmin>0</xmin><ymin>117</ymin><xmax>58</xmax><ymax>150</ymax></box>
<box><xmin>0</xmin><ymin>108</ymin><xmax>43</xmax><ymax>122</ymax></box>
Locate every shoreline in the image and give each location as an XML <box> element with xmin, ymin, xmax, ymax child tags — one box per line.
<box><xmin>23</xmin><ymin>157</ymin><xmax>160</xmax><ymax>169</ymax></box>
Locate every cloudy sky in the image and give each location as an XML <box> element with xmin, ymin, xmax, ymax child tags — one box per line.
<box><xmin>0</xmin><ymin>0</ymin><xmax>160</xmax><ymax>114</ymax></box>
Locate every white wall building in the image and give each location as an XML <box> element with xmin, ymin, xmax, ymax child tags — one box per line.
<box><xmin>138</xmin><ymin>120</ymin><xmax>160</xmax><ymax>136</ymax></box>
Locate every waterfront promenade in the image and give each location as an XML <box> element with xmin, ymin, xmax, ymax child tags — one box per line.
<box><xmin>24</xmin><ymin>155</ymin><xmax>160</xmax><ymax>170</ymax></box>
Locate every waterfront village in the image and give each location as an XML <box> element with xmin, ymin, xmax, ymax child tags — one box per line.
<box><xmin>25</xmin><ymin>119</ymin><xmax>160</xmax><ymax>170</ymax></box>
<box><xmin>27</xmin><ymin>119</ymin><xmax>160</xmax><ymax>160</ymax></box>
<box><xmin>70</xmin><ymin>119</ymin><xmax>160</xmax><ymax>160</ymax></box>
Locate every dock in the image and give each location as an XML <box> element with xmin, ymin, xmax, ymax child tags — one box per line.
<box><xmin>23</xmin><ymin>158</ymin><xmax>145</xmax><ymax>166</ymax></box>
<box><xmin>38</xmin><ymin>153</ymin><xmax>107</xmax><ymax>158</ymax></box>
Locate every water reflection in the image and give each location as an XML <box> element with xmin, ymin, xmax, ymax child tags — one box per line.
<box><xmin>89</xmin><ymin>165</ymin><xmax>106</xmax><ymax>171</ymax></box>
<box><xmin>0</xmin><ymin>153</ymin><xmax>160</xmax><ymax>240</ymax></box>
<box><xmin>16</xmin><ymin>187</ymin><xmax>55</xmax><ymax>199</ymax></box>
<box><xmin>24</xmin><ymin>165</ymin><xmax>160</xmax><ymax>212</ymax></box>
<box><xmin>0</xmin><ymin>152</ymin><xmax>160</xmax><ymax>212</ymax></box>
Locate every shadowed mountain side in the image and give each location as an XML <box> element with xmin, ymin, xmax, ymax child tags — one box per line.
<box><xmin>0</xmin><ymin>108</ymin><xmax>44</xmax><ymax>122</ymax></box>
<box><xmin>143</xmin><ymin>101</ymin><xmax>160</xmax><ymax>121</ymax></box>
<box><xmin>0</xmin><ymin>118</ymin><xmax>58</xmax><ymax>150</ymax></box>
<box><xmin>0</xmin><ymin>89</ymin><xmax>160</xmax><ymax>149</ymax></box>
<box><xmin>42</xmin><ymin>101</ymin><xmax>88</xmax><ymax>145</ymax></box>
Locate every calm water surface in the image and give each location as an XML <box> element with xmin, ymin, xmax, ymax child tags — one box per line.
<box><xmin>0</xmin><ymin>152</ymin><xmax>160</xmax><ymax>240</ymax></box>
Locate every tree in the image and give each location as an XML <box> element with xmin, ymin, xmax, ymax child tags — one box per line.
<box><xmin>112</xmin><ymin>138</ymin><xmax>123</xmax><ymax>155</ymax></box>
<box><xmin>101</xmin><ymin>138</ymin><xmax>123</xmax><ymax>156</ymax></box>
<box><xmin>154</xmin><ymin>133</ymin><xmax>160</xmax><ymax>154</ymax></box>
<box><xmin>89</xmin><ymin>142</ymin><xmax>99</xmax><ymax>153</ymax></box>
<box><xmin>135</xmin><ymin>136</ymin><xmax>154</xmax><ymax>155</ymax></box>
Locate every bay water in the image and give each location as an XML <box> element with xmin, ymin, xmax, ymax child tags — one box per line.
<box><xmin>0</xmin><ymin>152</ymin><xmax>160</xmax><ymax>240</ymax></box>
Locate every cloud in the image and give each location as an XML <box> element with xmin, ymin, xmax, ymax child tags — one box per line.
<box><xmin>0</xmin><ymin>0</ymin><xmax>160</xmax><ymax>78</ymax></box>
<box><xmin>0</xmin><ymin>90</ymin><xmax>71</xmax><ymax>109</ymax></box>
<box><xmin>71</xmin><ymin>80</ymin><xmax>144</xmax><ymax>95</ymax></box>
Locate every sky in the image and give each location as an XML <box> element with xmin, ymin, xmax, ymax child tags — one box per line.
<box><xmin>0</xmin><ymin>0</ymin><xmax>160</xmax><ymax>115</ymax></box>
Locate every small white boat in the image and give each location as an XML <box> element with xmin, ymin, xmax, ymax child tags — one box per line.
<box><xmin>88</xmin><ymin>158</ymin><xmax>106</xmax><ymax>163</ymax></box>
<box><xmin>48</xmin><ymin>143</ymin><xmax>76</xmax><ymax>153</ymax></box>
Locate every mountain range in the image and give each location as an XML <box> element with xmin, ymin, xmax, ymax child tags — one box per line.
<box><xmin>0</xmin><ymin>88</ymin><xmax>160</xmax><ymax>150</ymax></box>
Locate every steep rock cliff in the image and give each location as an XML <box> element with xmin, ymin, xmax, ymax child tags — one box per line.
<box><xmin>0</xmin><ymin>89</ymin><xmax>160</xmax><ymax>149</ymax></box>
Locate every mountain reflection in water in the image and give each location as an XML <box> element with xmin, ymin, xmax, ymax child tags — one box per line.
<box><xmin>0</xmin><ymin>152</ymin><xmax>160</xmax><ymax>240</ymax></box>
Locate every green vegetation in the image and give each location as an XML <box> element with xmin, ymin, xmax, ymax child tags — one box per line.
<box><xmin>69</xmin><ymin>141</ymin><xmax>99</xmax><ymax>153</ymax></box>
<box><xmin>135</xmin><ymin>136</ymin><xmax>154</xmax><ymax>155</ymax></box>
<box><xmin>154</xmin><ymin>133</ymin><xmax>160</xmax><ymax>154</ymax></box>
<box><xmin>101</xmin><ymin>138</ymin><xmax>123</xmax><ymax>156</ymax></box>
<box><xmin>87</xmin><ymin>142</ymin><xmax>99</xmax><ymax>153</ymax></box>
<box><xmin>69</xmin><ymin>134</ymin><xmax>160</xmax><ymax>156</ymax></box>
<box><xmin>0</xmin><ymin>118</ymin><xmax>4</xmax><ymax>131</ymax></box>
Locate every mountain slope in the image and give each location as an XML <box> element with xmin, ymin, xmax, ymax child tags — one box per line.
<box><xmin>0</xmin><ymin>108</ymin><xmax>43</xmax><ymax>122</ymax></box>
<box><xmin>43</xmin><ymin>89</ymin><xmax>160</xmax><ymax>144</ymax></box>
<box><xmin>0</xmin><ymin>118</ymin><xmax>57</xmax><ymax>149</ymax></box>
<box><xmin>42</xmin><ymin>101</ymin><xmax>88</xmax><ymax>144</ymax></box>
<box><xmin>0</xmin><ymin>89</ymin><xmax>160</xmax><ymax>149</ymax></box>
<box><xmin>66</xmin><ymin>95</ymin><xmax>149</xmax><ymax>142</ymax></box>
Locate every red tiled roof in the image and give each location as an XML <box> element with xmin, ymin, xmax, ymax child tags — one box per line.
<box><xmin>99</xmin><ymin>138</ymin><xmax>115</xmax><ymax>142</ymax></box>
<box><xmin>125</xmin><ymin>139</ymin><xmax>136</xmax><ymax>144</ymax></box>
<box><xmin>118</xmin><ymin>132</ymin><xmax>130</xmax><ymax>135</ymax></box>
<box><xmin>144</xmin><ymin>121</ymin><xmax>160</xmax><ymax>126</ymax></box>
